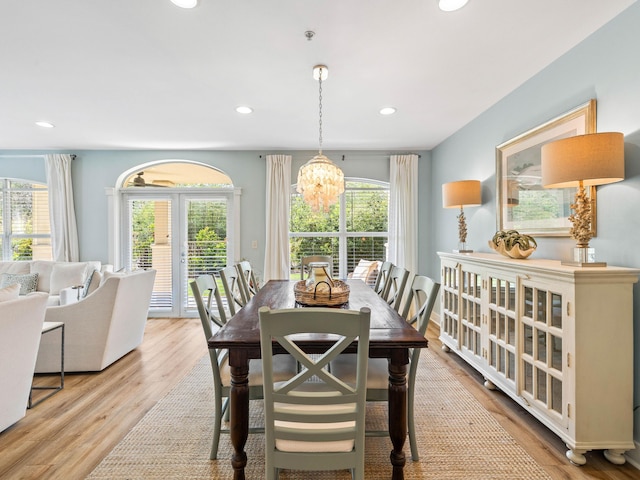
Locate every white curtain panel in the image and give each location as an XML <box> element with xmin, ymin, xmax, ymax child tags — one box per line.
<box><xmin>45</xmin><ymin>154</ymin><xmax>79</xmax><ymax>262</ymax></box>
<box><xmin>388</xmin><ymin>154</ymin><xmax>418</xmax><ymax>275</ymax></box>
<box><xmin>263</xmin><ymin>154</ymin><xmax>292</xmax><ymax>281</ymax></box>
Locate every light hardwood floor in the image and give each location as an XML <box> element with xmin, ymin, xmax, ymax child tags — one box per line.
<box><xmin>0</xmin><ymin>317</ymin><xmax>637</xmax><ymax>479</ymax></box>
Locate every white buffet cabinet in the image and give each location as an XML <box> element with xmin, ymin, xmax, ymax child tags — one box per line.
<box><xmin>438</xmin><ymin>252</ymin><xmax>639</xmax><ymax>465</ymax></box>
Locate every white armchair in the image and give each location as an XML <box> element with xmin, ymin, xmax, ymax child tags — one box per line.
<box><xmin>0</xmin><ymin>292</ymin><xmax>48</xmax><ymax>432</ymax></box>
<box><xmin>35</xmin><ymin>269</ymin><xmax>156</xmax><ymax>373</ymax></box>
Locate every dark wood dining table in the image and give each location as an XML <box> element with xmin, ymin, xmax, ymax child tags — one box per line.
<box><xmin>208</xmin><ymin>279</ymin><xmax>428</xmax><ymax>480</ymax></box>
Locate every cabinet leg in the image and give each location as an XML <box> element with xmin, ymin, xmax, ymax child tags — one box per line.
<box><xmin>566</xmin><ymin>447</ymin><xmax>587</xmax><ymax>466</ymax></box>
<box><xmin>441</xmin><ymin>344</ymin><xmax>450</xmax><ymax>353</ymax></box>
<box><xmin>603</xmin><ymin>449</ymin><xmax>626</xmax><ymax>465</ymax></box>
<box><xmin>483</xmin><ymin>379</ymin><xmax>496</xmax><ymax>390</ymax></box>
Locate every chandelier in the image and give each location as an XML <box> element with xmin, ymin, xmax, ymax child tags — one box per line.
<box><xmin>296</xmin><ymin>65</ymin><xmax>345</xmax><ymax>213</ymax></box>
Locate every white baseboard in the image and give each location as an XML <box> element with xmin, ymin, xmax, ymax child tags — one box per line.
<box><xmin>625</xmin><ymin>441</ymin><xmax>640</xmax><ymax>470</ymax></box>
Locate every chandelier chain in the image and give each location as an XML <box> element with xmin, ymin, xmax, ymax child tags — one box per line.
<box><xmin>318</xmin><ymin>68</ymin><xmax>323</xmax><ymax>151</ymax></box>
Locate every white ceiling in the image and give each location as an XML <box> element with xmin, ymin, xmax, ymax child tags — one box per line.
<box><xmin>1</xmin><ymin>0</ymin><xmax>635</xmax><ymax>152</ymax></box>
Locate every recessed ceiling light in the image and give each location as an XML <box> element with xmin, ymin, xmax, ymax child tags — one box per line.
<box><xmin>439</xmin><ymin>0</ymin><xmax>469</xmax><ymax>12</ymax></box>
<box><xmin>170</xmin><ymin>0</ymin><xmax>197</xmax><ymax>8</ymax></box>
<box><xmin>35</xmin><ymin>121</ymin><xmax>55</xmax><ymax>128</ymax></box>
<box><xmin>379</xmin><ymin>107</ymin><xmax>397</xmax><ymax>115</ymax></box>
<box><xmin>236</xmin><ymin>106</ymin><xmax>253</xmax><ymax>114</ymax></box>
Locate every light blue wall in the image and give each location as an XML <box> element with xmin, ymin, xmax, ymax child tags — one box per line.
<box><xmin>430</xmin><ymin>2</ymin><xmax>640</xmax><ymax>450</ymax></box>
<box><xmin>0</xmin><ymin>150</ymin><xmax>431</xmax><ymax>274</ymax></box>
<box><xmin>0</xmin><ymin>155</ymin><xmax>47</xmax><ymax>183</ymax></box>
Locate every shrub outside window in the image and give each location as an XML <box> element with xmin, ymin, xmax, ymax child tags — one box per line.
<box><xmin>290</xmin><ymin>179</ymin><xmax>389</xmax><ymax>279</ymax></box>
<box><xmin>0</xmin><ymin>179</ymin><xmax>52</xmax><ymax>261</ymax></box>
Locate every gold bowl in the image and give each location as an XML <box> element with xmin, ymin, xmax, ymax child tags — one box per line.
<box><xmin>488</xmin><ymin>240</ymin><xmax>536</xmax><ymax>259</ymax></box>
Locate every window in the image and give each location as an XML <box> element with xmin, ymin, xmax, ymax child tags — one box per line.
<box><xmin>117</xmin><ymin>161</ymin><xmax>236</xmax><ymax>317</ymax></box>
<box><xmin>0</xmin><ymin>179</ymin><xmax>52</xmax><ymax>261</ymax></box>
<box><xmin>290</xmin><ymin>179</ymin><xmax>389</xmax><ymax>279</ymax></box>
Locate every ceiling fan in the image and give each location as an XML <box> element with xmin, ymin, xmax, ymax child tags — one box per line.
<box><xmin>128</xmin><ymin>172</ymin><xmax>169</xmax><ymax>187</ymax></box>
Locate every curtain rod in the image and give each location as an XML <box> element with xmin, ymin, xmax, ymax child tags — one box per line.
<box><xmin>0</xmin><ymin>154</ymin><xmax>76</xmax><ymax>159</ymax></box>
<box><xmin>258</xmin><ymin>153</ymin><xmax>422</xmax><ymax>160</ymax></box>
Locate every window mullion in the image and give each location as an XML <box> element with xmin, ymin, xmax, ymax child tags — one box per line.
<box><xmin>1</xmin><ymin>179</ymin><xmax>9</xmax><ymax>259</ymax></box>
<box><xmin>338</xmin><ymin>191</ymin><xmax>347</xmax><ymax>278</ymax></box>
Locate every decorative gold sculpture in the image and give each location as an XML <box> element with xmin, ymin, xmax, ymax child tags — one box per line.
<box><xmin>489</xmin><ymin>230</ymin><xmax>537</xmax><ymax>259</ymax></box>
<box><xmin>568</xmin><ymin>185</ymin><xmax>593</xmax><ymax>247</ymax></box>
<box><xmin>457</xmin><ymin>209</ymin><xmax>468</xmax><ymax>245</ymax></box>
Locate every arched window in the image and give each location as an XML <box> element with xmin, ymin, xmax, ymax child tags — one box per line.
<box><xmin>0</xmin><ymin>179</ymin><xmax>52</xmax><ymax>261</ymax></box>
<box><xmin>290</xmin><ymin>178</ymin><xmax>389</xmax><ymax>279</ymax></box>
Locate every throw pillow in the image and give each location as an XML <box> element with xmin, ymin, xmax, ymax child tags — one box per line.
<box><xmin>88</xmin><ymin>270</ymin><xmax>102</xmax><ymax>295</ymax></box>
<box><xmin>0</xmin><ymin>283</ymin><xmax>20</xmax><ymax>302</ymax></box>
<box><xmin>49</xmin><ymin>263</ymin><xmax>87</xmax><ymax>295</ymax></box>
<box><xmin>30</xmin><ymin>260</ymin><xmax>56</xmax><ymax>292</ymax></box>
<box><xmin>80</xmin><ymin>270</ymin><xmax>96</xmax><ymax>298</ymax></box>
<box><xmin>99</xmin><ymin>270</ymin><xmax>126</xmax><ymax>287</ymax></box>
<box><xmin>0</xmin><ymin>272</ymin><xmax>39</xmax><ymax>295</ymax></box>
<box><xmin>82</xmin><ymin>270</ymin><xmax>103</xmax><ymax>297</ymax></box>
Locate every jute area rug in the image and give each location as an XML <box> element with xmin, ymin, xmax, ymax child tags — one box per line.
<box><xmin>87</xmin><ymin>348</ymin><xmax>551</xmax><ymax>479</ymax></box>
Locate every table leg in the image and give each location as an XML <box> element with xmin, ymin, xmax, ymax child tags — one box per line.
<box><xmin>229</xmin><ymin>356</ymin><xmax>250</xmax><ymax>480</ymax></box>
<box><xmin>388</xmin><ymin>358</ymin><xmax>407</xmax><ymax>480</ymax></box>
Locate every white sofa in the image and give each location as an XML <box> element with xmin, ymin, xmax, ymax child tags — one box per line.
<box><xmin>0</xmin><ymin>292</ymin><xmax>48</xmax><ymax>432</ymax></box>
<box><xmin>35</xmin><ymin>269</ymin><xmax>156</xmax><ymax>373</ymax></box>
<box><xmin>0</xmin><ymin>260</ymin><xmax>112</xmax><ymax>306</ymax></box>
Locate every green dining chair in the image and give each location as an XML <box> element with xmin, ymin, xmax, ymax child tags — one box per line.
<box><xmin>235</xmin><ymin>260</ymin><xmax>259</xmax><ymax>301</ymax></box>
<box><xmin>331</xmin><ymin>274</ymin><xmax>440</xmax><ymax>461</ymax></box>
<box><xmin>258</xmin><ymin>306</ymin><xmax>371</xmax><ymax>480</ymax></box>
<box><xmin>381</xmin><ymin>265</ymin><xmax>410</xmax><ymax>312</ymax></box>
<box><xmin>191</xmin><ymin>275</ymin><xmax>297</xmax><ymax>459</ymax></box>
<box><xmin>218</xmin><ymin>265</ymin><xmax>247</xmax><ymax>315</ymax></box>
<box><xmin>373</xmin><ymin>261</ymin><xmax>393</xmax><ymax>297</ymax></box>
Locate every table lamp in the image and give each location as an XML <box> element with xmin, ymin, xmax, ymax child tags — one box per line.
<box><xmin>541</xmin><ymin>132</ymin><xmax>624</xmax><ymax>266</ymax></box>
<box><xmin>442</xmin><ymin>180</ymin><xmax>482</xmax><ymax>253</ymax></box>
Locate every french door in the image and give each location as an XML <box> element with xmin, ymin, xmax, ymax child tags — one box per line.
<box><xmin>122</xmin><ymin>191</ymin><xmax>233</xmax><ymax>317</ymax></box>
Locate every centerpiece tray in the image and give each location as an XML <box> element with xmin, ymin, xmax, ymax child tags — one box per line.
<box><xmin>294</xmin><ymin>279</ymin><xmax>350</xmax><ymax>307</ymax></box>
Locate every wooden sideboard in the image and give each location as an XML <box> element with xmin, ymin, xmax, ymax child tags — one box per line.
<box><xmin>438</xmin><ymin>252</ymin><xmax>639</xmax><ymax>465</ymax></box>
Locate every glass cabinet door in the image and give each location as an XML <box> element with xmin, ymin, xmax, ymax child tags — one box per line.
<box><xmin>459</xmin><ymin>267</ymin><xmax>483</xmax><ymax>361</ymax></box>
<box><xmin>440</xmin><ymin>262</ymin><xmax>460</xmax><ymax>347</ymax></box>
<box><xmin>520</xmin><ymin>282</ymin><xmax>565</xmax><ymax>425</ymax></box>
<box><xmin>487</xmin><ymin>275</ymin><xmax>517</xmax><ymax>385</ymax></box>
